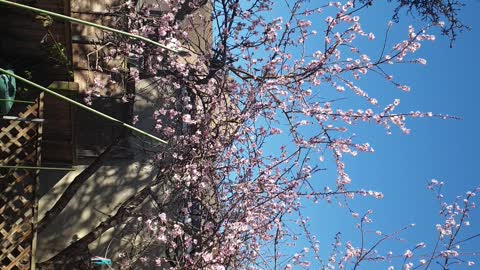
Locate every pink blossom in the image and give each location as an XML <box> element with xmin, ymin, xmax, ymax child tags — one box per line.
<box><xmin>404</xmin><ymin>249</ymin><xmax>413</xmax><ymax>258</ymax></box>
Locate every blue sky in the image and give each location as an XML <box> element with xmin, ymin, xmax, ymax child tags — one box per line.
<box><xmin>311</xmin><ymin>1</ymin><xmax>479</xmax><ymax>269</ymax></box>
<box><xmin>247</xmin><ymin>0</ymin><xmax>480</xmax><ymax>269</ymax></box>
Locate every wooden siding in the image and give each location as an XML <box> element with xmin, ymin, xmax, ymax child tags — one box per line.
<box><xmin>42</xmin><ymin>82</ymin><xmax>77</xmax><ymax>164</ymax></box>
<box><xmin>0</xmin><ymin>0</ymin><xmax>72</xmax><ymax>84</ymax></box>
<box><xmin>70</xmin><ymin>0</ymin><xmax>124</xmax><ymax>96</ymax></box>
<box><xmin>70</xmin><ymin>0</ymin><xmax>130</xmax><ymax>157</ymax></box>
<box><xmin>0</xmin><ymin>0</ymin><xmax>76</xmax><ymax>165</ymax></box>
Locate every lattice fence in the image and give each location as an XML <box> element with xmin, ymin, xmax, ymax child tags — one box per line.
<box><xmin>1</xmin><ymin>94</ymin><xmax>43</xmax><ymax>270</ymax></box>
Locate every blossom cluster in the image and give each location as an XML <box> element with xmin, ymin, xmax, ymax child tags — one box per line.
<box><xmin>81</xmin><ymin>0</ymin><xmax>477</xmax><ymax>269</ymax></box>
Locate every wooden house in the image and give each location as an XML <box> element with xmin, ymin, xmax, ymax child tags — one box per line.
<box><xmin>0</xmin><ymin>1</ymin><xmax>129</xmax><ymax>269</ymax></box>
<box><xmin>1</xmin><ymin>0</ymin><xmax>212</xmax><ymax>268</ymax></box>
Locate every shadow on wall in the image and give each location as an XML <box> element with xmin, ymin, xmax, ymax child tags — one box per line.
<box><xmin>37</xmin><ymin>157</ymin><xmax>161</xmax><ymax>264</ymax></box>
<box><xmin>37</xmin><ymin>77</ymin><xmax>172</xmax><ymax>268</ymax></box>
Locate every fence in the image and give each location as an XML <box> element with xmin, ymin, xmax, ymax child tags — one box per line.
<box><xmin>0</xmin><ymin>94</ymin><xmax>43</xmax><ymax>270</ymax></box>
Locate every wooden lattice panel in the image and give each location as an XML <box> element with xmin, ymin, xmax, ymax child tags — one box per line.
<box><xmin>0</xmin><ymin>94</ymin><xmax>43</xmax><ymax>270</ymax></box>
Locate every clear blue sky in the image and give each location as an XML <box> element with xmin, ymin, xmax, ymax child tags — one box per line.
<box><xmin>248</xmin><ymin>0</ymin><xmax>480</xmax><ymax>269</ymax></box>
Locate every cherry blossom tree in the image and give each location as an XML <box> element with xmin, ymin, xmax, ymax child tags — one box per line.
<box><xmin>31</xmin><ymin>0</ymin><xmax>478</xmax><ymax>269</ymax></box>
